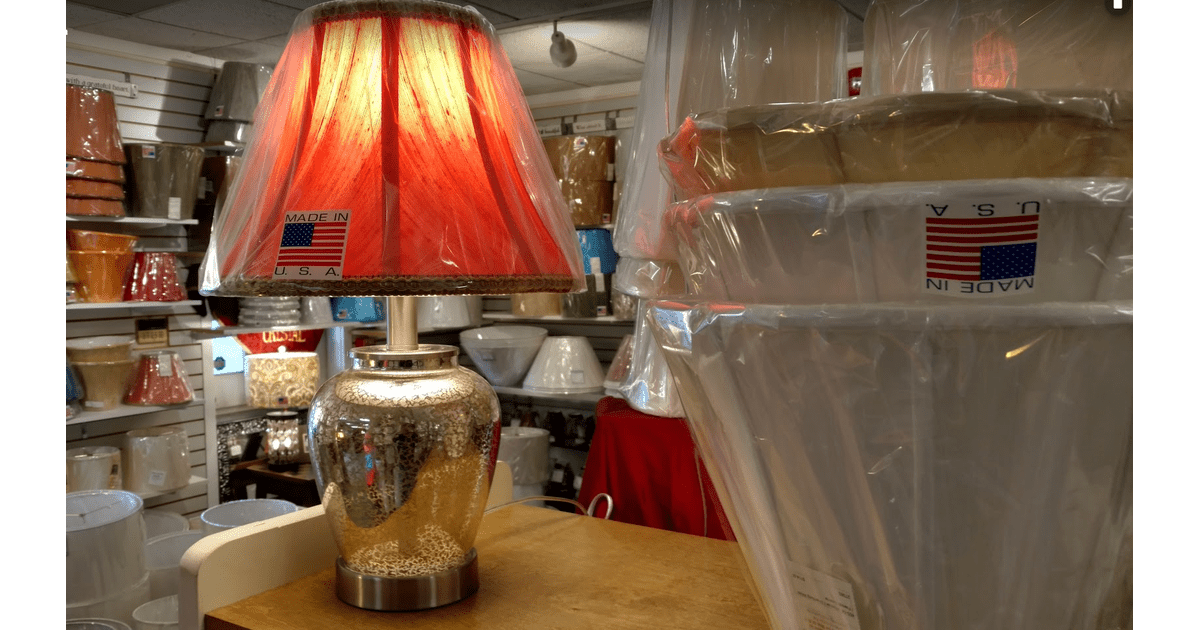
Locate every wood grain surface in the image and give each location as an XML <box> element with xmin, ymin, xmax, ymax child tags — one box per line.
<box><xmin>205</xmin><ymin>504</ymin><xmax>769</xmax><ymax>630</ymax></box>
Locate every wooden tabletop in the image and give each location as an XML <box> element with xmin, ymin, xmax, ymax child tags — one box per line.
<box><xmin>205</xmin><ymin>504</ymin><xmax>770</xmax><ymax>630</ymax></box>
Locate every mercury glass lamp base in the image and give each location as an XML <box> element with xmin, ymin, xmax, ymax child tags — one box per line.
<box><xmin>334</xmin><ymin>548</ymin><xmax>480</xmax><ymax>611</ymax></box>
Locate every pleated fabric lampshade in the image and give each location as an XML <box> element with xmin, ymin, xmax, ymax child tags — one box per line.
<box><xmin>199</xmin><ymin>0</ymin><xmax>585</xmax><ymax>297</ymax></box>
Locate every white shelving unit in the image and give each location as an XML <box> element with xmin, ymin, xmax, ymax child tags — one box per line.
<box><xmin>67</xmin><ymin>300</ymin><xmax>202</xmax><ymax>311</ymax></box>
<box><xmin>67</xmin><ymin>398</ymin><xmax>206</xmax><ymax>426</ymax></box>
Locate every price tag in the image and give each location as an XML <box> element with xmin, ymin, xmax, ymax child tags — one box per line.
<box><xmin>230</xmin><ymin>443</ymin><xmax>243</xmax><ymax>458</ymax></box>
<box><xmin>538</xmin><ymin>121</ymin><xmax>564</xmax><ymax>137</ymax></box>
<box><xmin>66</xmin><ymin>160</ymin><xmax>77</xmax><ymax>175</ymax></box>
<box><xmin>142</xmin><ymin>145</ymin><xmax>157</xmax><ymax>159</ymax></box>
<box><xmin>570</xmin><ymin>369</ymin><xmax>585</xmax><ymax>384</ymax></box>
<box><xmin>572</xmin><ymin>119</ymin><xmax>607</xmax><ymax>134</ymax></box>
<box><xmin>168</xmin><ymin>197</ymin><xmax>182</xmax><ymax>220</ymax></box>
<box><xmin>149</xmin><ymin>470</ymin><xmax>167</xmax><ymax>486</ymax></box>
<box><xmin>157</xmin><ymin>355</ymin><xmax>173</xmax><ymax>377</ymax></box>
<box><xmin>787</xmin><ymin>562</ymin><xmax>862</xmax><ymax>630</ymax></box>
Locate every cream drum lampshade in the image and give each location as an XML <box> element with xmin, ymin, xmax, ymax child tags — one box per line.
<box><xmin>124</xmin><ymin>427</ymin><xmax>190</xmax><ymax>495</ymax></box>
<box><xmin>245</xmin><ymin>352</ymin><xmax>320</xmax><ymax>409</ymax></box>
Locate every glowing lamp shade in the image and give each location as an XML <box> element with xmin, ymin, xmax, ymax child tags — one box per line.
<box><xmin>199</xmin><ymin>0</ymin><xmax>585</xmax><ymax>297</ymax></box>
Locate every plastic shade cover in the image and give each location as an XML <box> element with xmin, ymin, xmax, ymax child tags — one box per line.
<box><xmin>612</xmin><ymin>0</ymin><xmax>847</xmax><ymax>279</ymax></box>
<box><xmin>124</xmin><ymin>427</ymin><xmax>191</xmax><ymax>495</ymax></box>
<box><xmin>124</xmin><ymin>253</ymin><xmax>187</xmax><ymax>303</ymax></box>
<box><xmin>665</xmin><ymin>178</ymin><xmax>1133</xmax><ymax>304</ymax></box>
<box><xmin>200</xmin><ymin>0</ymin><xmax>584</xmax><ymax>297</ymax></box>
<box><xmin>67</xmin><ymin>85</ymin><xmax>125</xmax><ymax>165</ymax></box>
<box><xmin>647</xmin><ymin>301</ymin><xmax>1132</xmax><ymax>630</ymax></box>
<box><xmin>659</xmin><ymin>90</ymin><xmax>1133</xmax><ymax>199</ymax></box>
<box><xmin>496</xmin><ymin>427</ymin><xmax>550</xmax><ymax>485</ymax></box>
<box><xmin>616</xmin><ymin>300</ymin><xmax>683</xmax><ymax>418</ymax></box>
<box><xmin>66</xmin><ymin>490</ymin><xmax>147</xmax><ymax>605</ymax></box>
<box><xmin>862</xmin><ymin>0</ymin><xmax>1133</xmax><ymax>96</ymax></box>
<box><xmin>124</xmin><ymin>351</ymin><xmax>195</xmax><ymax>406</ymax></box>
<box><xmin>204</xmin><ymin>62</ymin><xmax>273</xmax><ymax>122</ymax></box>
<box><xmin>66</xmin><ymin>446</ymin><xmax>124</xmax><ymax>492</ymax></box>
<box><xmin>124</xmin><ymin>143</ymin><xmax>205</xmax><ymax>221</ymax></box>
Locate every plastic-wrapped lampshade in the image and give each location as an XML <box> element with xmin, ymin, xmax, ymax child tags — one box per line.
<box><xmin>862</xmin><ymin>0</ymin><xmax>1133</xmax><ymax>96</ymax></box>
<box><xmin>198</xmin><ymin>0</ymin><xmax>584</xmax><ymax>298</ymax></box>
<box><xmin>612</xmin><ymin>0</ymin><xmax>847</xmax><ymax>290</ymax></box>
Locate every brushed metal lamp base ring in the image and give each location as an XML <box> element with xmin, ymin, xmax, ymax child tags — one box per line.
<box><xmin>335</xmin><ymin>548</ymin><xmax>480</xmax><ymax>611</ymax></box>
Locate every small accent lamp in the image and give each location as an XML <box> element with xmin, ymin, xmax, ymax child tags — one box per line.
<box><xmin>199</xmin><ymin>0</ymin><xmax>585</xmax><ymax>612</ymax></box>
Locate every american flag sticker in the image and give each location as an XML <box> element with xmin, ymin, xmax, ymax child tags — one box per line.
<box><xmin>923</xmin><ymin>198</ymin><xmax>1039</xmax><ymax>297</ymax></box>
<box><xmin>273</xmin><ymin>211</ymin><xmax>351</xmax><ymax>280</ymax></box>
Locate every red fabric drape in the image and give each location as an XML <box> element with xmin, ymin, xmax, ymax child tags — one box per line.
<box><xmin>578</xmin><ymin>397</ymin><xmax>733</xmax><ymax>541</ymax></box>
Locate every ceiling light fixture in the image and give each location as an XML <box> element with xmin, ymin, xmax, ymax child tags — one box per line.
<box><xmin>550</xmin><ymin>20</ymin><xmax>577</xmax><ymax>68</ymax></box>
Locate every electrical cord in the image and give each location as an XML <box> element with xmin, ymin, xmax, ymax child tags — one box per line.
<box><xmin>484</xmin><ymin>493</ymin><xmax>614</xmax><ymax>519</ymax></box>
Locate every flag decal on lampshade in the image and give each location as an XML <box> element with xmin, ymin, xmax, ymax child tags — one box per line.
<box><xmin>274</xmin><ymin>211</ymin><xmax>351</xmax><ymax>279</ymax></box>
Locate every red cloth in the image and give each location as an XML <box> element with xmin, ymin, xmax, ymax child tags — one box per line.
<box><xmin>578</xmin><ymin>397</ymin><xmax>734</xmax><ymax>540</ymax></box>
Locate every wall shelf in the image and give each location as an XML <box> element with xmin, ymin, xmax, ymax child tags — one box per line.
<box><xmin>67</xmin><ymin>398</ymin><xmax>206</xmax><ymax>426</ymax></box>
<box><xmin>66</xmin><ymin>216</ymin><xmax>199</xmax><ymax>226</ymax></box>
<box><xmin>135</xmin><ymin>475</ymin><xmax>208</xmax><ymax>501</ymax></box>
<box><xmin>187</xmin><ymin>320</ymin><xmax>362</xmax><ymax>339</ymax></box>
<box><xmin>67</xmin><ymin>300</ymin><xmax>202</xmax><ymax>312</ymax></box>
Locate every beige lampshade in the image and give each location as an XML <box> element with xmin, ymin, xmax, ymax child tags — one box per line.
<box><xmin>245</xmin><ymin>352</ymin><xmax>320</xmax><ymax>408</ymax></box>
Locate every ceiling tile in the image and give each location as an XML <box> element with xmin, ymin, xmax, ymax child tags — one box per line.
<box><xmin>69</xmin><ymin>0</ymin><xmax>183</xmax><ymax>15</ymax></box>
<box><xmin>569</xmin><ymin>14</ymin><xmax>650</xmax><ymax>61</ymax></box>
<box><xmin>138</xmin><ymin>0</ymin><xmax>300</xmax><ymax>41</ymax></box>
<box><xmin>66</xmin><ymin>3</ymin><xmax>125</xmax><ymax>27</ymax></box>
<box><xmin>514</xmin><ymin>68</ymin><xmax>589</xmax><ymax>96</ymax></box>
<box><xmin>196</xmin><ymin>39</ymin><xmax>286</xmax><ymax>66</ymax></box>
<box><xmin>78</xmin><ymin>16</ymin><xmax>243</xmax><ymax>52</ymax></box>
<box><xmin>433</xmin><ymin>1</ymin><xmax>514</xmax><ymax>25</ymax></box>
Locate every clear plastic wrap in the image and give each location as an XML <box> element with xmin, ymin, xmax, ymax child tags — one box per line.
<box><xmin>66</xmin><ymin>85</ymin><xmax>125</xmax><ymax>165</ymax></box>
<box><xmin>124</xmin><ymin>427</ymin><xmax>191</xmax><ymax>494</ymax></box>
<box><xmin>123</xmin><ymin>252</ymin><xmax>186</xmax><ymax>303</ymax></box>
<box><xmin>123</xmin><ymin>143</ymin><xmax>205</xmax><ymax>221</ymax></box>
<box><xmin>615</xmin><ymin>300</ymin><xmax>683</xmax><ymax>418</ymax></box>
<box><xmin>666</xmin><ymin>178</ymin><xmax>1132</xmax><ymax>304</ymax></box>
<box><xmin>659</xmin><ymin>90</ymin><xmax>1133</xmax><ymax>199</ymax></box>
<box><xmin>200</xmin><ymin>1</ymin><xmax>584</xmax><ymax>297</ymax></box>
<box><xmin>204</xmin><ymin>62</ymin><xmax>273</xmax><ymax>122</ymax></box>
<box><xmin>863</xmin><ymin>0</ymin><xmax>1133</xmax><ymax>96</ymax></box>
<box><xmin>124</xmin><ymin>351</ymin><xmax>195</xmax><ymax>406</ymax></box>
<box><xmin>613</xmin><ymin>257</ymin><xmax>687</xmax><ymax>299</ymax></box>
<box><xmin>613</xmin><ymin>0</ymin><xmax>848</xmax><ymax>284</ymax></box>
<box><xmin>647</xmin><ymin>300</ymin><xmax>1132</xmax><ymax>630</ymax></box>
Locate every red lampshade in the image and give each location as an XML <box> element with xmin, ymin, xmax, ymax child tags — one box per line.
<box><xmin>200</xmin><ymin>0</ymin><xmax>585</xmax><ymax>297</ymax></box>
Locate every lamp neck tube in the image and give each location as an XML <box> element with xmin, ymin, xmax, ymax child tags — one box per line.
<box><xmin>387</xmin><ymin>296</ymin><xmax>418</xmax><ymax>350</ymax></box>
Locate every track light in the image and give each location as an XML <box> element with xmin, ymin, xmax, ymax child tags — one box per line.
<box><xmin>549</xmin><ymin>21</ymin><xmax>577</xmax><ymax>68</ymax></box>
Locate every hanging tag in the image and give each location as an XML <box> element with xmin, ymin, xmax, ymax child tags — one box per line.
<box><xmin>157</xmin><ymin>354</ymin><xmax>173</xmax><ymax>377</ymax></box>
<box><xmin>142</xmin><ymin>145</ymin><xmax>157</xmax><ymax>159</ymax></box>
<box><xmin>168</xmin><ymin>197</ymin><xmax>182</xmax><ymax>220</ymax></box>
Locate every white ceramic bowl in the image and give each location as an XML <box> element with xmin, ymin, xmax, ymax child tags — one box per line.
<box><xmin>459</xmin><ymin>326</ymin><xmax>548</xmax><ymax>387</ymax></box>
<box><xmin>67</xmin><ymin>490</ymin><xmax>147</xmax><ymax>605</ymax></box>
<box><xmin>200</xmin><ymin>498</ymin><xmax>298</xmax><ymax>534</ymax></box>
<box><xmin>144</xmin><ymin>530</ymin><xmax>206</xmax><ymax>600</ymax></box>
<box><xmin>522</xmin><ymin>336</ymin><xmax>605</xmax><ymax>395</ymax></box>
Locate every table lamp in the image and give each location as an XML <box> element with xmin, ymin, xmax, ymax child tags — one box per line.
<box><xmin>199</xmin><ymin>0</ymin><xmax>585</xmax><ymax>611</ymax></box>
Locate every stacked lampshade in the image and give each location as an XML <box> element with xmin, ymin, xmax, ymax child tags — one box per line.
<box><xmin>124</xmin><ymin>143</ymin><xmax>205</xmax><ymax>221</ymax></box>
<box><xmin>626</xmin><ymin>2</ymin><xmax>1134</xmax><ymax>628</ymax></box>
<box><xmin>543</xmin><ymin>135</ymin><xmax>615</xmax><ymax>227</ymax></box>
<box><xmin>66</xmin><ymin>490</ymin><xmax>150</xmax><ymax>623</ymax></box>
<box><xmin>67</xmin><ymin>229</ymin><xmax>187</xmax><ymax>304</ymax></box>
<box><xmin>67</xmin><ymin>84</ymin><xmax>127</xmax><ymax>218</ymax></box>
<box><xmin>67</xmin><ymin>336</ymin><xmax>136</xmax><ymax>412</ymax></box>
<box><xmin>203</xmin><ymin>61</ymin><xmax>272</xmax><ymax>145</ymax></box>
<box><xmin>239</xmin><ymin>297</ymin><xmax>301</xmax><ymax>327</ymax></box>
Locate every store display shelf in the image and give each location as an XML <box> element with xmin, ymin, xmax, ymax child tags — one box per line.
<box><xmin>135</xmin><ymin>475</ymin><xmax>207</xmax><ymax>501</ymax></box>
<box><xmin>484</xmin><ymin>313</ymin><xmax>632</xmax><ymax>326</ymax></box>
<box><xmin>188</xmin><ymin>320</ymin><xmax>361</xmax><ymax>339</ymax></box>
<box><xmin>216</xmin><ymin>404</ymin><xmax>301</xmax><ymax>425</ymax></box>
<box><xmin>67</xmin><ymin>300</ymin><xmax>201</xmax><ymax>312</ymax></box>
<box><xmin>66</xmin><ymin>216</ymin><xmax>199</xmax><ymax>226</ymax></box>
<box><xmin>67</xmin><ymin>398</ymin><xmax>206</xmax><ymax>426</ymax></box>
<box><xmin>493</xmin><ymin>386</ymin><xmax>605</xmax><ymax>410</ymax></box>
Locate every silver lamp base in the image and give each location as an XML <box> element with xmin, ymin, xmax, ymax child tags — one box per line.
<box><xmin>335</xmin><ymin>548</ymin><xmax>479</xmax><ymax>611</ymax></box>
